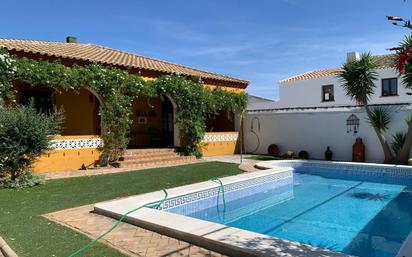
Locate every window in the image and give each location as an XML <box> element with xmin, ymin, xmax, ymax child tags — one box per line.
<box><xmin>382</xmin><ymin>78</ymin><xmax>398</xmax><ymax>96</ymax></box>
<box><xmin>322</xmin><ymin>85</ymin><xmax>334</xmax><ymax>102</ymax></box>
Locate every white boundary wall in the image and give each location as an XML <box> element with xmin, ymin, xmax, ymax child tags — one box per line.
<box><xmin>245</xmin><ymin>105</ymin><xmax>412</xmax><ymax>163</ymax></box>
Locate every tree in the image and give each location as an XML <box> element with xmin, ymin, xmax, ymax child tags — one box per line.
<box><xmin>387</xmin><ymin>16</ymin><xmax>412</xmax><ymax>164</ymax></box>
<box><xmin>337</xmin><ymin>53</ymin><xmax>394</xmax><ymax>163</ymax></box>
<box><xmin>0</xmin><ymin>103</ymin><xmax>63</xmax><ymax>180</ymax></box>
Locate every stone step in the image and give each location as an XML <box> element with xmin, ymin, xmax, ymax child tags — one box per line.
<box><xmin>121</xmin><ymin>152</ymin><xmax>182</xmax><ymax>162</ymax></box>
<box><xmin>122</xmin><ymin>148</ymin><xmax>176</xmax><ymax>156</ymax></box>
<box><xmin>119</xmin><ymin>156</ymin><xmax>196</xmax><ymax>168</ymax></box>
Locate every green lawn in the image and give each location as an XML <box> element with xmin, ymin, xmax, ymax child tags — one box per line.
<box><xmin>246</xmin><ymin>154</ymin><xmax>282</xmax><ymax>161</ymax></box>
<box><xmin>0</xmin><ymin>162</ymin><xmax>242</xmax><ymax>257</ymax></box>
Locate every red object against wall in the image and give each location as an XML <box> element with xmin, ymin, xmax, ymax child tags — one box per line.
<box><xmin>352</xmin><ymin>137</ymin><xmax>365</xmax><ymax>162</ymax></box>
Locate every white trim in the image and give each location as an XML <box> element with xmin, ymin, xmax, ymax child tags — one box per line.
<box><xmin>50</xmin><ymin>138</ymin><xmax>103</xmax><ymax>150</ymax></box>
<box><xmin>202</xmin><ymin>133</ymin><xmax>239</xmax><ymax>142</ymax></box>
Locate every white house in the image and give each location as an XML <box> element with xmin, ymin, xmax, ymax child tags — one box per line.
<box><xmin>276</xmin><ymin>52</ymin><xmax>409</xmax><ymax>108</ymax></box>
<box><xmin>245</xmin><ymin>52</ymin><xmax>412</xmax><ymax>163</ymax></box>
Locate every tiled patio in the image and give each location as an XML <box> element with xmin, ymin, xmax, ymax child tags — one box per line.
<box><xmin>45</xmin><ymin>205</ymin><xmax>226</xmax><ymax>257</ymax></box>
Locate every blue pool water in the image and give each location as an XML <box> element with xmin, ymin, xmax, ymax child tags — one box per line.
<box><xmin>167</xmin><ymin>171</ymin><xmax>412</xmax><ymax>257</ymax></box>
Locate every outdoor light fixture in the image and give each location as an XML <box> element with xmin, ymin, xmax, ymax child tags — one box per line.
<box><xmin>346</xmin><ymin>114</ymin><xmax>360</xmax><ymax>135</ymax></box>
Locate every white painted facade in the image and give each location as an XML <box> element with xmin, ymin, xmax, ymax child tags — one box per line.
<box><xmin>244</xmin><ymin>53</ymin><xmax>412</xmax><ymax>163</ymax></box>
<box><xmin>277</xmin><ymin>68</ymin><xmax>411</xmax><ymax>108</ymax></box>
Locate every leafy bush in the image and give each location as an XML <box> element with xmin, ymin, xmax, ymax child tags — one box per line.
<box><xmin>0</xmin><ymin>172</ymin><xmax>45</xmax><ymax>189</ymax></box>
<box><xmin>0</xmin><ymin>103</ymin><xmax>63</xmax><ymax>181</ymax></box>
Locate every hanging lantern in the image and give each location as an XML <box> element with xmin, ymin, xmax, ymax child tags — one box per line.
<box><xmin>346</xmin><ymin>114</ymin><xmax>360</xmax><ymax>135</ymax></box>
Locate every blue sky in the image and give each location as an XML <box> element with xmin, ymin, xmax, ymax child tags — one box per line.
<box><xmin>1</xmin><ymin>0</ymin><xmax>411</xmax><ymax>100</ymax></box>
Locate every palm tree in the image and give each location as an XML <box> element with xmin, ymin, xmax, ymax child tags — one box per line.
<box><xmin>337</xmin><ymin>53</ymin><xmax>394</xmax><ymax>163</ymax></box>
<box><xmin>393</xmin><ymin>36</ymin><xmax>412</xmax><ymax>164</ymax></box>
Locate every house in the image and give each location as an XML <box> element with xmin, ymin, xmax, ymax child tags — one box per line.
<box><xmin>247</xmin><ymin>95</ymin><xmax>276</xmax><ymax>111</ymax></box>
<box><xmin>0</xmin><ymin>37</ymin><xmax>248</xmax><ymax>172</ymax></box>
<box><xmin>277</xmin><ymin>52</ymin><xmax>407</xmax><ymax>108</ymax></box>
<box><xmin>245</xmin><ymin>52</ymin><xmax>412</xmax><ymax>163</ymax></box>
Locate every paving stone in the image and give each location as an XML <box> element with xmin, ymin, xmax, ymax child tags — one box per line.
<box><xmin>44</xmin><ymin>205</ymin><xmax>227</xmax><ymax>257</ymax></box>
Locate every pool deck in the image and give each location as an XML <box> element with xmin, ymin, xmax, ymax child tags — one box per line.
<box><xmin>93</xmin><ymin>167</ymin><xmax>350</xmax><ymax>257</ymax></box>
<box><xmin>45</xmin><ymin>205</ymin><xmax>225</xmax><ymax>257</ymax></box>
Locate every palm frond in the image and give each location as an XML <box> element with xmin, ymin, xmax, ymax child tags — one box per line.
<box><xmin>405</xmin><ymin>115</ymin><xmax>412</xmax><ymax>125</ymax></box>
<box><xmin>392</xmin><ymin>132</ymin><xmax>406</xmax><ymax>155</ymax></box>
<box><xmin>336</xmin><ymin>53</ymin><xmax>379</xmax><ymax>104</ymax></box>
<box><xmin>368</xmin><ymin>107</ymin><xmax>391</xmax><ymax>131</ymax></box>
<box><xmin>394</xmin><ymin>35</ymin><xmax>412</xmax><ymax>89</ymax></box>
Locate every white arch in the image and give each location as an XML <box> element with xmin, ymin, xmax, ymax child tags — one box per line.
<box><xmin>164</xmin><ymin>94</ymin><xmax>181</xmax><ymax>147</ymax></box>
<box><xmin>85</xmin><ymin>87</ymin><xmax>104</xmax><ymax>135</ymax></box>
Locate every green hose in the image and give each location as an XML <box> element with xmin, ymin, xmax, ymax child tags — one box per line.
<box><xmin>211</xmin><ymin>178</ymin><xmax>226</xmax><ymax>212</ymax></box>
<box><xmin>68</xmin><ymin>189</ymin><xmax>168</xmax><ymax>257</ymax></box>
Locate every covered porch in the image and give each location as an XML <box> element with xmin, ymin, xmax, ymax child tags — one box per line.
<box><xmin>14</xmin><ymin>84</ymin><xmax>241</xmax><ymax>173</ymax></box>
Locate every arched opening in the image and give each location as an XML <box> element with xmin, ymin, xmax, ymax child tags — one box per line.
<box><xmin>16</xmin><ymin>82</ymin><xmax>102</xmax><ymax>135</ymax></box>
<box><xmin>206</xmin><ymin>110</ymin><xmax>235</xmax><ymax>132</ymax></box>
<box><xmin>129</xmin><ymin>95</ymin><xmax>178</xmax><ymax>148</ymax></box>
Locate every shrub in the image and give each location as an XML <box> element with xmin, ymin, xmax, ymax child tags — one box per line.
<box><xmin>0</xmin><ymin>102</ymin><xmax>63</xmax><ymax>181</ymax></box>
<box><xmin>0</xmin><ymin>172</ymin><xmax>45</xmax><ymax>189</ymax></box>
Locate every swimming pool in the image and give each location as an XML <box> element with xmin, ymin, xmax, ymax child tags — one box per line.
<box><xmin>95</xmin><ymin>160</ymin><xmax>412</xmax><ymax>257</ymax></box>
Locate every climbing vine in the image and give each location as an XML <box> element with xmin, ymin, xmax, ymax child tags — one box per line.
<box><xmin>0</xmin><ymin>48</ymin><xmax>247</xmax><ymax>161</ymax></box>
<box><xmin>0</xmin><ymin>49</ymin><xmax>16</xmax><ymax>104</ymax></box>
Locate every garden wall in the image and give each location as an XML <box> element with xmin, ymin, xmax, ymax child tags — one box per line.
<box><xmin>244</xmin><ymin>105</ymin><xmax>412</xmax><ymax>163</ymax></box>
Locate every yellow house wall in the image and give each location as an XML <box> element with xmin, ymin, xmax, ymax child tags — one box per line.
<box><xmin>55</xmin><ymin>88</ymin><xmax>100</xmax><ymax>135</ymax></box>
<box><xmin>201</xmin><ymin>132</ymin><xmax>240</xmax><ymax>157</ymax></box>
<box><xmin>32</xmin><ymin>135</ymin><xmax>102</xmax><ymax>173</ymax></box>
<box><xmin>204</xmin><ymin>84</ymin><xmax>246</xmax><ymax>93</ymax></box>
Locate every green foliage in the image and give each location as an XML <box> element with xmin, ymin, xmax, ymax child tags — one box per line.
<box><xmin>368</xmin><ymin>107</ymin><xmax>391</xmax><ymax>131</ymax></box>
<box><xmin>0</xmin><ymin>48</ymin><xmax>16</xmax><ymax>103</ymax></box>
<box><xmin>153</xmin><ymin>75</ymin><xmax>247</xmax><ymax>156</ymax></box>
<box><xmin>337</xmin><ymin>53</ymin><xmax>379</xmax><ymax>104</ymax></box>
<box><xmin>0</xmin><ymin>103</ymin><xmax>63</xmax><ymax>180</ymax></box>
<box><xmin>0</xmin><ymin>172</ymin><xmax>45</xmax><ymax>189</ymax></box>
<box><xmin>394</xmin><ymin>35</ymin><xmax>412</xmax><ymax>88</ymax></box>
<box><xmin>0</xmin><ymin>49</ymin><xmax>248</xmax><ymax>160</ymax></box>
<box><xmin>392</xmin><ymin>132</ymin><xmax>407</xmax><ymax>155</ymax></box>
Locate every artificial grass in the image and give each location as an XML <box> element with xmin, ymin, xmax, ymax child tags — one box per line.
<box><xmin>246</xmin><ymin>154</ymin><xmax>282</xmax><ymax>161</ymax></box>
<box><xmin>0</xmin><ymin>161</ymin><xmax>242</xmax><ymax>257</ymax></box>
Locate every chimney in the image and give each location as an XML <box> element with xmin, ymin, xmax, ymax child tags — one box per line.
<box><xmin>347</xmin><ymin>52</ymin><xmax>360</xmax><ymax>62</ymax></box>
<box><xmin>66</xmin><ymin>36</ymin><xmax>77</xmax><ymax>43</ymax></box>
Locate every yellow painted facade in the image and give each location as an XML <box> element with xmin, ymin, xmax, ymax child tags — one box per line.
<box><xmin>16</xmin><ymin>83</ymin><xmax>242</xmax><ymax>173</ymax></box>
<box><xmin>201</xmin><ymin>132</ymin><xmax>240</xmax><ymax>157</ymax></box>
<box><xmin>55</xmin><ymin>89</ymin><xmax>100</xmax><ymax>135</ymax></box>
<box><xmin>32</xmin><ymin>135</ymin><xmax>102</xmax><ymax>173</ymax></box>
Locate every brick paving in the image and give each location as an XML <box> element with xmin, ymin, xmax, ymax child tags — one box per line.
<box><xmin>45</xmin><ymin>205</ymin><xmax>226</xmax><ymax>257</ymax></box>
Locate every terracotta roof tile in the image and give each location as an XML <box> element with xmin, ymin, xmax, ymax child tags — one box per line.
<box><xmin>0</xmin><ymin>38</ymin><xmax>248</xmax><ymax>86</ymax></box>
<box><xmin>280</xmin><ymin>54</ymin><xmax>395</xmax><ymax>84</ymax></box>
